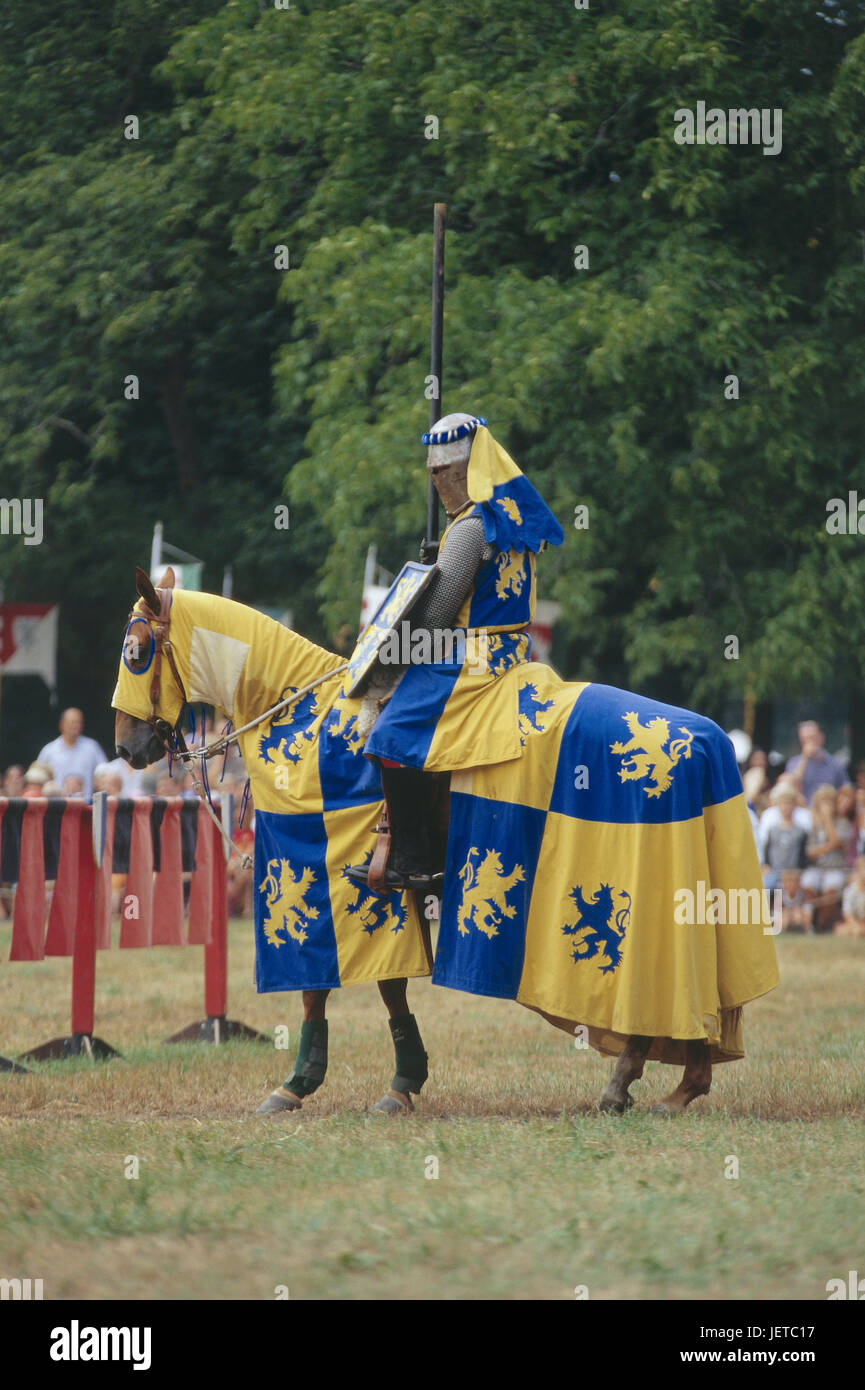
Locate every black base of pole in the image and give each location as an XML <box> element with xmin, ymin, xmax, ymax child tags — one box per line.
<box><xmin>18</xmin><ymin>1034</ymin><xmax>121</xmax><ymax>1062</ymax></box>
<box><xmin>0</xmin><ymin>1053</ymin><xmax>29</xmax><ymax>1073</ymax></box>
<box><xmin>164</xmin><ymin>1015</ymin><xmax>270</xmax><ymax>1045</ymax></box>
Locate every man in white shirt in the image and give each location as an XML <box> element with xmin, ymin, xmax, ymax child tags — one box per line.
<box><xmin>37</xmin><ymin>708</ymin><xmax>107</xmax><ymax>801</ymax></box>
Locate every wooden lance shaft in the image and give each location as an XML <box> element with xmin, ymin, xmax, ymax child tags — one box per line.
<box><xmin>426</xmin><ymin>203</ymin><xmax>446</xmax><ymax>547</ymax></box>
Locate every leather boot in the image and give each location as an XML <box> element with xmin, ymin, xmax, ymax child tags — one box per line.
<box><xmin>346</xmin><ymin>765</ymin><xmax>443</xmax><ymax>891</ymax></box>
<box><xmin>381</xmin><ymin>764</ymin><xmax>442</xmax><ymax>885</ymax></box>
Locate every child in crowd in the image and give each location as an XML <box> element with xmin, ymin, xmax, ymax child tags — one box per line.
<box><xmin>776</xmin><ymin>869</ymin><xmax>813</xmax><ymax>934</ymax></box>
<box><xmin>760</xmin><ymin>783</ymin><xmax>807</xmax><ymax>892</ymax></box>
<box><xmin>801</xmin><ymin>783</ymin><xmax>851</xmax><ymax>932</ymax></box>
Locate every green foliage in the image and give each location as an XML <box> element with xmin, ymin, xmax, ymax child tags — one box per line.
<box><xmin>1</xmin><ymin>0</ymin><xmax>864</xmax><ymax>756</ymax></box>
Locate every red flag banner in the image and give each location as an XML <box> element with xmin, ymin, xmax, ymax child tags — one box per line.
<box><xmin>0</xmin><ymin>602</ymin><xmax>58</xmax><ymax>690</ymax></box>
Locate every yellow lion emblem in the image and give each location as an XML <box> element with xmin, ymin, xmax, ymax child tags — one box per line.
<box><xmin>609</xmin><ymin>712</ymin><xmax>694</xmax><ymax>799</ymax></box>
<box><xmin>496</xmin><ymin>497</ymin><xmax>523</xmax><ymax>523</ymax></box>
<box><xmin>258</xmin><ymin>858</ymin><xmax>319</xmax><ymax>946</ymax></box>
<box><xmin>456</xmin><ymin>847</ymin><xmax>526</xmax><ymax>938</ymax></box>
<box><xmin>328</xmin><ymin>701</ymin><xmax>364</xmax><ymax>755</ymax></box>
<box><xmin>495</xmin><ymin>550</ymin><xmax>526</xmax><ymax>600</ymax></box>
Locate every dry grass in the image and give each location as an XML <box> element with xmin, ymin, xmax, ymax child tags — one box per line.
<box><xmin>0</xmin><ymin>922</ymin><xmax>863</xmax><ymax>1300</ymax></box>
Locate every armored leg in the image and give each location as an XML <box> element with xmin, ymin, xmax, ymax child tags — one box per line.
<box><xmin>381</xmin><ymin>764</ymin><xmax>440</xmax><ymax>883</ymax></box>
<box><xmin>347</xmin><ymin>764</ymin><xmax>444</xmax><ymax>891</ymax></box>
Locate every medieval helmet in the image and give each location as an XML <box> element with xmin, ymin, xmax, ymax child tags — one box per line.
<box><xmin>422</xmin><ymin>413</ymin><xmax>487</xmax><ymax>470</ymax></box>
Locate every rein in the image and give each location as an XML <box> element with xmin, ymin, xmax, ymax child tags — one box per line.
<box><xmin>132</xmin><ymin>590</ymin><xmax>348</xmax><ymax>866</ymax></box>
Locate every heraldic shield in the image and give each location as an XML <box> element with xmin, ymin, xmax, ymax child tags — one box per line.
<box><xmin>346</xmin><ymin>562</ymin><xmax>436</xmax><ymax>698</ymax></box>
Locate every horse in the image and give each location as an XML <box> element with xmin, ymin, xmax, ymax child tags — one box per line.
<box><xmin>113</xmin><ymin>567</ymin><xmax>779</xmax><ymax>1118</ymax></box>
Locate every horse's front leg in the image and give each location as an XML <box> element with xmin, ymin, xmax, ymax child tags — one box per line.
<box><xmin>598</xmin><ymin>1034</ymin><xmax>653</xmax><ymax>1114</ymax></box>
<box><xmin>256</xmin><ymin>989</ymin><xmax>331</xmax><ymax>1115</ymax></box>
<box><xmin>371</xmin><ymin>978</ymin><xmax>429</xmax><ymax>1116</ymax></box>
<box><xmin>653</xmin><ymin>1040</ymin><xmax>712</xmax><ymax>1116</ymax></box>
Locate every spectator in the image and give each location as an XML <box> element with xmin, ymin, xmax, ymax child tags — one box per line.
<box><xmin>36</xmin><ymin>708</ymin><xmax>107</xmax><ymax>801</ymax></box>
<box><xmin>93</xmin><ymin>766</ymin><xmax>124</xmax><ymax>797</ymax></box>
<box><xmin>837</xmin><ymin>783</ymin><xmax>860</xmax><ymax>868</ymax></box>
<box><xmin>776</xmin><ymin>869</ymin><xmax>813</xmax><ymax>934</ymax></box>
<box><xmin>759</xmin><ymin>784</ymin><xmax>807</xmax><ymax>891</ymax></box>
<box><xmin>62</xmin><ymin>773</ymin><xmax>85</xmax><ymax>799</ymax></box>
<box><xmin>836</xmin><ymin>856</ymin><xmax>865</xmax><ymax>938</ymax></box>
<box><xmin>43</xmin><ymin>780</ymin><xmax>63</xmax><ymax>796</ymax></box>
<box><xmin>743</xmin><ymin>766</ymin><xmax>768</xmax><ymax>831</ymax></box>
<box><xmin>2</xmin><ymin>764</ymin><xmax>25</xmax><ymax>797</ymax></box>
<box><xmin>94</xmin><ymin>760</ymin><xmax>139</xmax><ymax>797</ymax></box>
<box><xmin>801</xmin><ymin>784</ymin><xmax>851</xmax><ymax>931</ymax></box>
<box><xmin>745</xmin><ymin>750</ymin><xmax>770</xmax><ymax>810</ymax></box>
<box><xmin>757</xmin><ymin>774</ymin><xmax>811</xmax><ymax>852</ymax></box>
<box><xmin>785</xmin><ymin>720</ymin><xmax>848</xmax><ymax>805</ymax></box>
<box><xmin>107</xmin><ymin>756</ymin><xmax>141</xmax><ymax>796</ymax></box>
<box><xmin>22</xmin><ymin>762</ymin><xmax>51</xmax><ymax>798</ymax></box>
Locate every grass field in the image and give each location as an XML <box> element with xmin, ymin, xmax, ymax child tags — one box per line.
<box><xmin>0</xmin><ymin>920</ymin><xmax>863</xmax><ymax>1301</ymax></box>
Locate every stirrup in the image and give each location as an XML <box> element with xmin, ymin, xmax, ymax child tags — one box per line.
<box><xmin>345</xmin><ymin>862</ymin><xmax>443</xmax><ymax>894</ymax></box>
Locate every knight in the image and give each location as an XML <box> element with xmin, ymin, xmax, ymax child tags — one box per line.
<box><xmin>350</xmin><ymin>412</ymin><xmax>564</xmax><ymax>889</ymax></box>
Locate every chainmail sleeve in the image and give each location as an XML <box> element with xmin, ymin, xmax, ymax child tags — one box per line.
<box><xmin>410</xmin><ymin>513</ymin><xmax>493</xmax><ymax>633</ymax></box>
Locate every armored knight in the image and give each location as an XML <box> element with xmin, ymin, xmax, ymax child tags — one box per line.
<box><xmin>349</xmin><ymin>412</ymin><xmax>564</xmax><ymax>890</ymax></box>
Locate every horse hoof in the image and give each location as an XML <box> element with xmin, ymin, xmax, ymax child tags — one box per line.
<box><xmin>650</xmin><ymin>1102</ymin><xmax>676</xmax><ymax>1117</ymax></box>
<box><xmin>598</xmin><ymin>1094</ymin><xmax>633</xmax><ymax>1116</ymax></box>
<box><xmin>371</xmin><ymin>1089</ymin><xmax>414</xmax><ymax>1115</ymax></box>
<box><xmin>256</xmin><ymin>1088</ymin><xmax>303</xmax><ymax>1115</ymax></box>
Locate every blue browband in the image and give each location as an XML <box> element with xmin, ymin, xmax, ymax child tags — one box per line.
<box><xmin>421</xmin><ymin>415</ymin><xmax>487</xmax><ymax>446</ymax></box>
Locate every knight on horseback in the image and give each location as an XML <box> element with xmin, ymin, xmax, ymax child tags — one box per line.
<box><xmin>349</xmin><ymin>412</ymin><xmax>564</xmax><ymax>891</ymax></box>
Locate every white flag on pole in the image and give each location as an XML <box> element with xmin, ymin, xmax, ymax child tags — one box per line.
<box><xmin>0</xmin><ymin>602</ymin><xmax>59</xmax><ymax>691</ymax></box>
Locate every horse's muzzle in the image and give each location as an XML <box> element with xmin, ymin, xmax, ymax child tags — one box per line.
<box><xmin>114</xmin><ymin>712</ymin><xmax>167</xmax><ymax>769</ymax></box>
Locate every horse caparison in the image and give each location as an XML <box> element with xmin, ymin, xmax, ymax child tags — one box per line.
<box><xmin>114</xmin><ymin>565</ymin><xmax>714</xmax><ymax>1118</ymax></box>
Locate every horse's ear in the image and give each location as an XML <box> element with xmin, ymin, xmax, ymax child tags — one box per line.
<box><xmin>159</xmin><ymin>566</ymin><xmax>176</xmax><ymax>589</ymax></box>
<box><xmin>135</xmin><ymin>566</ymin><xmax>161</xmax><ymax>613</ymax></box>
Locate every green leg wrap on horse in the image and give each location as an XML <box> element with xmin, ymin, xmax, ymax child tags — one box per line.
<box><xmin>283</xmin><ymin>1019</ymin><xmax>329</xmax><ymax>1098</ymax></box>
<box><xmin>389</xmin><ymin>1013</ymin><xmax>428</xmax><ymax>1094</ymax></box>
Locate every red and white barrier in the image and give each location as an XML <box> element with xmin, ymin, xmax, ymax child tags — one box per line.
<box><xmin>0</xmin><ymin>793</ymin><xmax>264</xmax><ymax>1064</ymax></box>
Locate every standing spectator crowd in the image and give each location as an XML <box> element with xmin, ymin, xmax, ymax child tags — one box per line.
<box><xmin>743</xmin><ymin>720</ymin><xmax>865</xmax><ymax>938</ymax></box>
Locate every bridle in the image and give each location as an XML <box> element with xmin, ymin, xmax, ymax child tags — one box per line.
<box><xmin>129</xmin><ymin>588</ymin><xmax>192</xmax><ymax>758</ymax></box>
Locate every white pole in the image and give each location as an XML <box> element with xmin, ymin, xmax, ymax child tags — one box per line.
<box><xmin>150</xmin><ymin>522</ymin><xmax>163</xmax><ymax>577</ymax></box>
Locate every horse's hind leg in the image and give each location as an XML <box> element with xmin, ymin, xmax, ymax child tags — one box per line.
<box><xmin>653</xmin><ymin>1040</ymin><xmax>712</xmax><ymax>1116</ymax></box>
<box><xmin>371</xmin><ymin>978</ymin><xmax>429</xmax><ymax>1116</ymax></box>
<box><xmin>256</xmin><ymin>990</ymin><xmax>330</xmax><ymax>1115</ymax></box>
<box><xmin>598</xmin><ymin>1034</ymin><xmax>652</xmax><ymax>1114</ymax></box>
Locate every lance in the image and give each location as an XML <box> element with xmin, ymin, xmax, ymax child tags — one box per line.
<box><xmin>425</xmin><ymin>202</ymin><xmax>446</xmax><ymax>549</ymax></box>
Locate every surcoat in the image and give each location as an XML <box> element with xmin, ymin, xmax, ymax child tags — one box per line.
<box><xmin>363</xmin><ymin>451</ymin><xmax>564</xmax><ymax>772</ymax></box>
